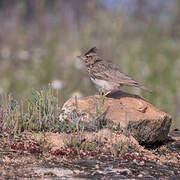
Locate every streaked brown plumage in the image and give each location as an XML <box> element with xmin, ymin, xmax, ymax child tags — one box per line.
<box><xmin>77</xmin><ymin>47</ymin><xmax>152</xmax><ymax>94</ymax></box>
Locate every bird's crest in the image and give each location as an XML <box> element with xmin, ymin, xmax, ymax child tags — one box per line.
<box><xmin>84</xmin><ymin>47</ymin><xmax>98</xmax><ymax>56</ymax></box>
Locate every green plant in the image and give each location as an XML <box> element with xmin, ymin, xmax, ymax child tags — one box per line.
<box><xmin>94</xmin><ymin>89</ymin><xmax>105</xmax><ymax>116</ymax></box>
<box><xmin>82</xmin><ymin>140</ymin><xmax>98</xmax><ymax>152</ymax></box>
<box><xmin>0</xmin><ymin>86</ymin><xmax>61</xmax><ymax>135</ymax></box>
<box><xmin>111</xmin><ymin>139</ymin><xmax>126</xmax><ymax>157</ymax></box>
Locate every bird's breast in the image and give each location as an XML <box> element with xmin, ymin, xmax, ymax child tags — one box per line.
<box><xmin>90</xmin><ymin>76</ymin><xmax>116</xmax><ymax>90</ymax></box>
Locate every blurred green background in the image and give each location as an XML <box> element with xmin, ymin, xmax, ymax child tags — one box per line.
<box><xmin>0</xmin><ymin>0</ymin><xmax>179</xmax><ymax>128</ymax></box>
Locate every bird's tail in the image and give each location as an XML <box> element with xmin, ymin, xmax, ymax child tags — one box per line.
<box><xmin>139</xmin><ymin>85</ymin><xmax>152</xmax><ymax>93</ymax></box>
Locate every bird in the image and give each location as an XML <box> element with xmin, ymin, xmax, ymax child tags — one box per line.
<box><xmin>77</xmin><ymin>47</ymin><xmax>152</xmax><ymax>96</ymax></box>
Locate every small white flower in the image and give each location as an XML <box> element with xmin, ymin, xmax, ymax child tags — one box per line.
<box><xmin>1</xmin><ymin>47</ymin><xmax>11</xmax><ymax>59</ymax></box>
<box><xmin>18</xmin><ymin>50</ymin><xmax>29</xmax><ymax>61</ymax></box>
<box><xmin>71</xmin><ymin>91</ymin><xmax>83</xmax><ymax>98</ymax></box>
<box><xmin>52</xmin><ymin>80</ymin><xmax>63</xmax><ymax>90</ymax></box>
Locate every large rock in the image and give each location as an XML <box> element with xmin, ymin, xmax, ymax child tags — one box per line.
<box><xmin>59</xmin><ymin>91</ymin><xmax>172</xmax><ymax>144</ymax></box>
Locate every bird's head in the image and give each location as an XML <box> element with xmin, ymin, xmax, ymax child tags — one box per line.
<box><xmin>77</xmin><ymin>47</ymin><xmax>100</xmax><ymax>66</ymax></box>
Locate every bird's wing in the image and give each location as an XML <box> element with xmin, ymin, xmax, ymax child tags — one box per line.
<box><xmin>95</xmin><ymin>68</ymin><xmax>139</xmax><ymax>86</ymax></box>
<box><xmin>92</xmin><ymin>62</ymin><xmax>152</xmax><ymax>92</ymax></box>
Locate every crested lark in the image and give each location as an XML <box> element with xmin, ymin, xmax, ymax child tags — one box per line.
<box><xmin>77</xmin><ymin>47</ymin><xmax>151</xmax><ymax>95</ymax></box>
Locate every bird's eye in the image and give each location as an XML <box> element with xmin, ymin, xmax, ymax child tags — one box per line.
<box><xmin>86</xmin><ymin>55</ymin><xmax>91</xmax><ymax>58</ymax></box>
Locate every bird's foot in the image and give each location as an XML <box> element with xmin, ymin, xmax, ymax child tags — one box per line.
<box><xmin>104</xmin><ymin>91</ymin><xmax>112</xmax><ymax>96</ymax></box>
<box><xmin>98</xmin><ymin>88</ymin><xmax>116</xmax><ymax>97</ymax></box>
<box><xmin>104</xmin><ymin>89</ymin><xmax>120</xmax><ymax>97</ymax></box>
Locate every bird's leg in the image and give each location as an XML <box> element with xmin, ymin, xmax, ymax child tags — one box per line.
<box><xmin>104</xmin><ymin>90</ymin><xmax>112</xmax><ymax>96</ymax></box>
<box><xmin>98</xmin><ymin>88</ymin><xmax>113</xmax><ymax>97</ymax></box>
<box><xmin>105</xmin><ymin>89</ymin><xmax>120</xmax><ymax>97</ymax></box>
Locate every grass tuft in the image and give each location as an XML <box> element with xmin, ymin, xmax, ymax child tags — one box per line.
<box><xmin>0</xmin><ymin>86</ymin><xmax>61</xmax><ymax>135</ymax></box>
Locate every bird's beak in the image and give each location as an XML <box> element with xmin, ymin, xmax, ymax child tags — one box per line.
<box><xmin>76</xmin><ymin>55</ymin><xmax>82</xmax><ymax>59</ymax></box>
